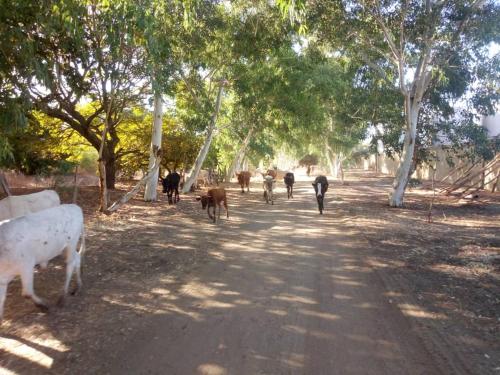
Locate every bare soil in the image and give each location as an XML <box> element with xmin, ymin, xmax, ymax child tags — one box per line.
<box><xmin>0</xmin><ymin>170</ymin><xmax>498</xmax><ymax>374</ymax></box>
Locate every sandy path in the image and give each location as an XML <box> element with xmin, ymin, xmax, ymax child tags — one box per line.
<box><xmin>103</xmin><ymin>181</ymin><xmax>446</xmax><ymax>375</ymax></box>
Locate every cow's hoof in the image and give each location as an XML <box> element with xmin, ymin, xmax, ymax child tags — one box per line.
<box><xmin>57</xmin><ymin>296</ymin><xmax>67</xmax><ymax>307</ymax></box>
<box><xmin>35</xmin><ymin>302</ymin><xmax>50</xmax><ymax>312</ymax></box>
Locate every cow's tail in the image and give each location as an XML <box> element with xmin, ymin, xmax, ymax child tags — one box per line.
<box><xmin>79</xmin><ymin>224</ymin><xmax>86</xmax><ymax>257</ymax></box>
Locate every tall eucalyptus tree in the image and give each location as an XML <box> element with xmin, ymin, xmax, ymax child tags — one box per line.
<box><xmin>279</xmin><ymin>0</ymin><xmax>499</xmax><ymax>206</ymax></box>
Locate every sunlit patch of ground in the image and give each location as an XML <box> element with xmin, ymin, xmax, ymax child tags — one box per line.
<box><xmin>1</xmin><ymin>170</ymin><xmax>498</xmax><ymax>374</ymax></box>
<box><xmin>331</xmin><ymin>169</ymin><xmax>499</xmax><ymax>374</ymax></box>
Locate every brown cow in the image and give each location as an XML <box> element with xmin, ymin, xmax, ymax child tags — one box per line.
<box><xmin>236</xmin><ymin>171</ymin><xmax>251</xmax><ymax>193</ymax></box>
<box><xmin>266</xmin><ymin>169</ymin><xmax>277</xmax><ymax>179</ymax></box>
<box><xmin>197</xmin><ymin>188</ymin><xmax>229</xmax><ymax>223</ymax></box>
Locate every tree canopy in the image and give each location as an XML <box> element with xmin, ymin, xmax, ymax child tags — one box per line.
<box><xmin>1</xmin><ymin>0</ymin><xmax>498</xmax><ymax>208</ymax></box>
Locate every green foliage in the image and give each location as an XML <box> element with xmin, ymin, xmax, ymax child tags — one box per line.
<box><xmin>161</xmin><ymin>124</ymin><xmax>203</xmax><ymax>173</ymax></box>
<box><xmin>79</xmin><ymin>151</ymin><xmax>99</xmax><ymax>174</ymax></box>
<box><xmin>300</xmin><ymin>0</ymin><xmax>499</xmax><ymax>173</ymax></box>
<box><xmin>2</xmin><ymin>0</ymin><xmax>496</xmax><ymax>186</ymax></box>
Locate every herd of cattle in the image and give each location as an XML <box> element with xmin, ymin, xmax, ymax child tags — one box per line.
<box><xmin>160</xmin><ymin>169</ymin><xmax>330</xmax><ymax>222</ymax></box>
<box><xmin>0</xmin><ymin>170</ymin><xmax>329</xmax><ymax>320</ymax></box>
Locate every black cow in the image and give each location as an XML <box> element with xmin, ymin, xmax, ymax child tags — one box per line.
<box><xmin>312</xmin><ymin>175</ymin><xmax>329</xmax><ymax>214</ymax></box>
<box><xmin>284</xmin><ymin>172</ymin><xmax>295</xmax><ymax>199</ymax></box>
<box><xmin>160</xmin><ymin>172</ymin><xmax>181</xmax><ymax>204</ymax></box>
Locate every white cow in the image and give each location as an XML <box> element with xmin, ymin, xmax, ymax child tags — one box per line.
<box><xmin>0</xmin><ymin>204</ymin><xmax>85</xmax><ymax>320</ymax></box>
<box><xmin>0</xmin><ymin>190</ymin><xmax>60</xmax><ymax>221</ymax></box>
<box><xmin>263</xmin><ymin>175</ymin><xmax>276</xmax><ymax>205</ymax></box>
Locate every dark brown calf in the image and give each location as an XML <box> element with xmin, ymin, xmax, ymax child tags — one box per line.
<box><xmin>197</xmin><ymin>188</ymin><xmax>229</xmax><ymax>223</ymax></box>
<box><xmin>236</xmin><ymin>171</ymin><xmax>251</xmax><ymax>193</ymax></box>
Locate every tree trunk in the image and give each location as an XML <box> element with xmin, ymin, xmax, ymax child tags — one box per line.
<box><xmin>480</xmin><ymin>160</ymin><xmax>486</xmax><ymax>190</ymax></box>
<box><xmin>241</xmin><ymin>157</ymin><xmax>248</xmax><ymax>171</ymax></box>
<box><xmin>105</xmin><ymin>157</ymin><xmax>116</xmax><ymax>189</ymax></box>
<box><xmin>225</xmin><ymin>126</ymin><xmax>254</xmax><ymax>182</ymax></box>
<box><xmin>389</xmin><ymin>99</ymin><xmax>419</xmax><ymax>207</ymax></box>
<box><xmin>144</xmin><ymin>93</ymin><xmax>163</xmax><ymax>201</ymax></box>
<box><xmin>72</xmin><ymin>165</ymin><xmax>79</xmax><ymax>204</ymax></box>
<box><xmin>335</xmin><ymin>155</ymin><xmax>343</xmax><ymax>179</ymax></box>
<box><xmin>182</xmin><ymin>83</ymin><xmax>224</xmax><ymax>193</ymax></box>
<box><xmin>0</xmin><ymin>172</ymin><xmax>11</xmax><ymax>196</ymax></box>
<box><xmin>340</xmin><ymin>167</ymin><xmax>345</xmax><ymax>184</ymax></box>
<box><xmin>98</xmin><ymin>122</ymin><xmax>110</xmax><ymax>212</ymax></box>
<box><xmin>108</xmin><ymin>152</ymin><xmax>161</xmax><ymax>213</ymax></box>
<box><xmin>325</xmin><ymin>147</ymin><xmax>336</xmax><ymax>178</ymax></box>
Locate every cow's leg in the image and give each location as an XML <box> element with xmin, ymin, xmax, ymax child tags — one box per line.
<box><xmin>20</xmin><ymin>266</ymin><xmax>48</xmax><ymax>311</ymax></box>
<box><xmin>318</xmin><ymin>196</ymin><xmax>324</xmax><ymax>214</ymax></box>
<box><xmin>247</xmin><ymin>182</ymin><xmax>249</xmax><ymax>192</ymax></box>
<box><xmin>0</xmin><ymin>282</ymin><xmax>7</xmax><ymax>320</ymax></box>
<box><xmin>224</xmin><ymin>199</ymin><xmax>229</xmax><ymax>218</ymax></box>
<box><xmin>175</xmin><ymin>187</ymin><xmax>180</xmax><ymax>202</ymax></box>
<box><xmin>71</xmin><ymin>252</ymin><xmax>82</xmax><ymax>295</ymax></box>
<box><xmin>218</xmin><ymin>203</ymin><xmax>221</xmax><ymax>220</ymax></box>
<box><xmin>58</xmin><ymin>247</ymin><xmax>79</xmax><ymax>306</ymax></box>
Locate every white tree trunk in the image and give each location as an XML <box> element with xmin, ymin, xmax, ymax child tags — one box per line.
<box><xmin>182</xmin><ymin>83</ymin><xmax>224</xmax><ymax>193</ymax></box>
<box><xmin>144</xmin><ymin>93</ymin><xmax>163</xmax><ymax>201</ymax></box>
<box><xmin>325</xmin><ymin>148</ymin><xmax>336</xmax><ymax>178</ymax></box>
<box><xmin>389</xmin><ymin>100</ymin><xmax>419</xmax><ymax>207</ymax></box>
<box><xmin>325</xmin><ymin>142</ymin><xmax>341</xmax><ymax>179</ymax></box>
<box><xmin>338</xmin><ymin>152</ymin><xmax>345</xmax><ymax>184</ymax></box>
<box><xmin>225</xmin><ymin>126</ymin><xmax>254</xmax><ymax>182</ymax></box>
<box><xmin>242</xmin><ymin>157</ymin><xmax>248</xmax><ymax>171</ymax></box>
<box><xmin>108</xmin><ymin>153</ymin><xmax>161</xmax><ymax>212</ymax></box>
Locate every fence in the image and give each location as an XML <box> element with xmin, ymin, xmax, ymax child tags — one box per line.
<box><xmin>3</xmin><ymin>171</ymin><xmax>99</xmax><ymax>189</ymax></box>
<box><xmin>357</xmin><ymin>148</ymin><xmax>499</xmax><ymax>191</ymax></box>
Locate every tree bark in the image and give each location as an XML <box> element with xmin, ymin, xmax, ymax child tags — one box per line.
<box><xmin>72</xmin><ymin>165</ymin><xmax>79</xmax><ymax>204</ymax></box>
<box><xmin>98</xmin><ymin>122</ymin><xmax>110</xmax><ymax>212</ymax></box>
<box><xmin>105</xmin><ymin>157</ymin><xmax>116</xmax><ymax>189</ymax></box>
<box><xmin>182</xmin><ymin>83</ymin><xmax>224</xmax><ymax>193</ymax></box>
<box><xmin>0</xmin><ymin>172</ymin><xmax>11</xmax><ymax>196</ymax></box>
<box><xmin>338</xmin><ymin>153</ymin><xmax>345</xmax><ymax>184</ymax></box>
<box><xmin>325</xmin><ymin>151</ymin><xmax>335</xmax><ymax>178</ymax></box>
<box><xmin>144</xmin><ymin>93</ymin><xmax>163</xmax><ymax>201</ymax></box>
<box><xmin>225</xmin><ymin>126</ymin><xmax>254</xmax><ymax>182</ymax></box>
<box><xmin>389</xmin><ymin>98</ymin><xmax>419</xmax><ymax>207</ymax></box>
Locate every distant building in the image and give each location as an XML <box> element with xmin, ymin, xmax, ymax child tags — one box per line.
<box><xmin>482</xmin><ymin>113</ymin><xmax>500</xmax><ymax>138</ymax></box>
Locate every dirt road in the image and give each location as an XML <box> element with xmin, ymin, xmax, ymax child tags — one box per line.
<box><xmin>104</xmin><ymin>181</ymin><xmax>448</xmax><ymax>375</ymax></box>
<box><xmin>3</xmin><ymin>174</ymin><xmax>496</xmax><ymax>374</ymax></box>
